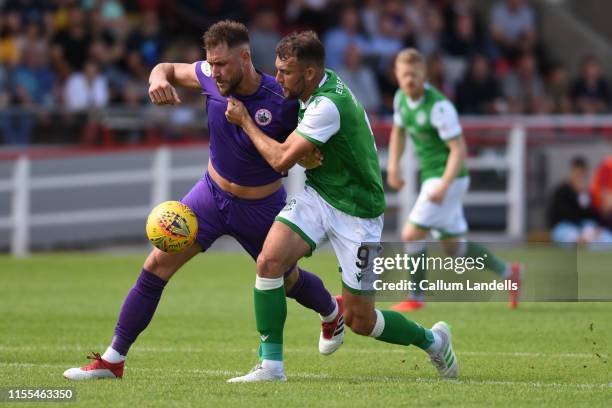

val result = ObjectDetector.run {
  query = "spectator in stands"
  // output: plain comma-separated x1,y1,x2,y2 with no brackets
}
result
369,13,403,72
286,0,331,34
323,5,369,70
427,53,454,99
502,52,547,114
405,0,429,34
490,0,536,62
442,0,485,42
571,55,611,114
126,10,165,71
442,12,487,59
544,63,572,114
0,44,55,144
0,12,22,67
249,7,281,76
336,44,381,114
50,6,91,79
548,157,603,245
591,156,612,233
63,60,109,112
455,54,505,114
416,7,444,58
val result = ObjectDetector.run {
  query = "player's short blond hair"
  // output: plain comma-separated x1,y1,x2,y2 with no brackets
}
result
395,48,426,70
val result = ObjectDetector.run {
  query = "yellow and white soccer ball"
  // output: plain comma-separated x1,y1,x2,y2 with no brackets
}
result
146,201,198,252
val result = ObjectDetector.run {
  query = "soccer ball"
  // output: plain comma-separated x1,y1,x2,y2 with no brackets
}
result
146,201,198,252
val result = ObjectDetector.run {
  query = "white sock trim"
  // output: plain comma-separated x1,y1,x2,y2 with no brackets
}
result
261,359,284,373
320,298,338,322
102,346,125,363
369,309,385,338
255,276,284,291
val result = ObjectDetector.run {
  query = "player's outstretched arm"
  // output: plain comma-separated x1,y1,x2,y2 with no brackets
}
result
387,124,407,191
148,62,200,105
225,96,315,173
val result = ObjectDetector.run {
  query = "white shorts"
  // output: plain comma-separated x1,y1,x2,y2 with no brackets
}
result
276,186,383,294
408,177,470,238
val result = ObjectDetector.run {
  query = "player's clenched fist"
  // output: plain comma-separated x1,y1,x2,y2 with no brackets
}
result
148,80,182,105
225,96,249,127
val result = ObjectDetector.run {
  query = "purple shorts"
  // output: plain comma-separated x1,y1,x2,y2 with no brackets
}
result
181,172,287,260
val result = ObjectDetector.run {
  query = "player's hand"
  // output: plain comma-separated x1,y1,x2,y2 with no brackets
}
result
148,79,181,105
387,169,405,191
225,96,249,127
428,182,448,204
298,148,324,169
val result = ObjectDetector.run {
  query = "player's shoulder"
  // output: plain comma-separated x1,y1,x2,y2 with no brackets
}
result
259,72,285,100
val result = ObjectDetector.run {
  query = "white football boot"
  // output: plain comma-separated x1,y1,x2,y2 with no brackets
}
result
227,363,287,383
428,321,459,378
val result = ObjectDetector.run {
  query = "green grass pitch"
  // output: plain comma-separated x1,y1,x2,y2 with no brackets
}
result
0,251,610,407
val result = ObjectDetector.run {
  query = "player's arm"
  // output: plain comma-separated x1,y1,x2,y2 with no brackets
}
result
148,62,200,105
388,91,408,190
429,100,467,203
387,124,407,190
226,95,339,173
225,96,315,173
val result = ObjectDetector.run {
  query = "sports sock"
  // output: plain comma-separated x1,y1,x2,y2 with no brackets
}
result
254,276,286,363
465,241,508,276
405,243,427,301
286,268,336,318
111,269,167,356
102,346,125,363
370,309,434,351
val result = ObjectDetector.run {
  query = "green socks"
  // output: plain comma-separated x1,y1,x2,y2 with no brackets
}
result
254,276,286,361
466,241,507,276
371,309,434,350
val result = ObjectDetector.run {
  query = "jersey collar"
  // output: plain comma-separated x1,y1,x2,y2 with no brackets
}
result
300,72,329,110
406,84,429,109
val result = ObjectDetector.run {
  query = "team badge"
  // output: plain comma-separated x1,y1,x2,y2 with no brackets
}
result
255,108,272,126
201,61,211,77
416,110,427,126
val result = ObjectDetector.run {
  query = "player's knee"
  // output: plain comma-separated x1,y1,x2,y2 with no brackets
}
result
344,309,375,336
256,251,285,278
143,249,176,281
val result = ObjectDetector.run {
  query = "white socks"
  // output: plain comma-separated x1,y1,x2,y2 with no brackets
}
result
426,331,443,355
102,346,125,363
261,359,284,373
320,297,338,323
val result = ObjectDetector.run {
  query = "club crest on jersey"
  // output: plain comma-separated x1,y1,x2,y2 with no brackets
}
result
416,110,427,126
201,61,211,77
255,108,272,126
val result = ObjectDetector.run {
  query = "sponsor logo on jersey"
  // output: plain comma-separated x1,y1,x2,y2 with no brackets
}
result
255,108,272,126
201,61,211,77
416,110,427,126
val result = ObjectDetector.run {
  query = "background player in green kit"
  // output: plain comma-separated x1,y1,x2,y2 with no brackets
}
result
387,48,523,312
224,31,458,382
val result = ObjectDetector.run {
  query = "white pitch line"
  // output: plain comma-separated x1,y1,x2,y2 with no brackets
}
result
0,345,607,359
0,362,610,390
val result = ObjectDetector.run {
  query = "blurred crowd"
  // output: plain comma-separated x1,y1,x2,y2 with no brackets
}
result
548,155,612,246
1,0,612,145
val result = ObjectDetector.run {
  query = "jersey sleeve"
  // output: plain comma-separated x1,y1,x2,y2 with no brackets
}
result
393,90,405,128
194,60,212,91
431,100,462,141
295,96,340,146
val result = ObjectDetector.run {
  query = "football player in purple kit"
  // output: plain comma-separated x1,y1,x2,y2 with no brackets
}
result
62,20,344,381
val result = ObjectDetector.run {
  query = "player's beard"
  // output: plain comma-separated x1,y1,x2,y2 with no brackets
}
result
218,68,244,96
284,77,306,100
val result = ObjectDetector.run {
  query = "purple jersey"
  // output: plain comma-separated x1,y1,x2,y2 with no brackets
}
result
194,61,298,186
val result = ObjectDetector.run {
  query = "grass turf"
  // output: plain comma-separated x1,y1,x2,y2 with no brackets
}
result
0,251,610,407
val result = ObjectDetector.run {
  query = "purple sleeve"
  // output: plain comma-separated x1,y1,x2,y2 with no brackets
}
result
194,61,210,92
